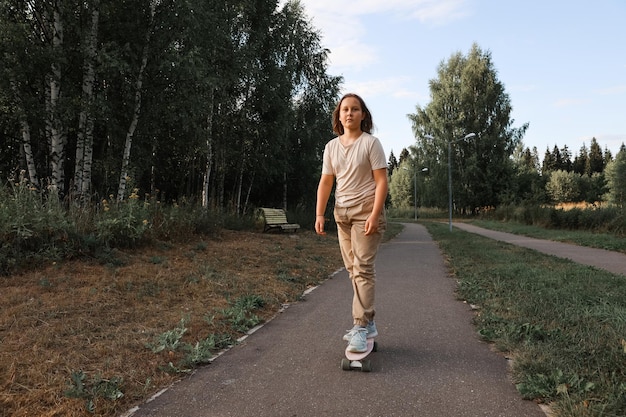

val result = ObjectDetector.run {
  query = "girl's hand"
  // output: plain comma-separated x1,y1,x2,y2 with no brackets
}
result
315,216,326,235
364,215,379,236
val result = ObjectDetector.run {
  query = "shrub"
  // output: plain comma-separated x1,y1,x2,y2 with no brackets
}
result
0,183,80,274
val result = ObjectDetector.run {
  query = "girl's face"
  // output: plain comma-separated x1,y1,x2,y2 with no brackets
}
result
339,96,365,132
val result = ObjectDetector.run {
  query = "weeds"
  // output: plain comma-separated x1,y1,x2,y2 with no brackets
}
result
219,295,266,333
0,182,225,276
65,371,124,413
146,318,188,353
146,295,266,375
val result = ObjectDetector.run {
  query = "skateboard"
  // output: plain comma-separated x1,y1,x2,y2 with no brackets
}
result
341,339,377,372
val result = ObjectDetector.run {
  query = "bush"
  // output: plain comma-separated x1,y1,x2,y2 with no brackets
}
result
483,202,625,236
487,204,551,226
0,183,81,274
0,183,241,275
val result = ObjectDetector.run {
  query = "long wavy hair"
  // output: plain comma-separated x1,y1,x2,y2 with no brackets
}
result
332,93,374,136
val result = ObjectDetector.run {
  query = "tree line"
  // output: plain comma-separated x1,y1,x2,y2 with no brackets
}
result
3,2,624,221
389,43,626,212
515,139,625,205
0,0,341,213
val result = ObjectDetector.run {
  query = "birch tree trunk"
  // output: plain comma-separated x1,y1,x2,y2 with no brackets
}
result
201,89,214,208
48,3,65,195
20,120,39,188
10,79,39,187
74,0,99,204
117,1,155,201
217,149,225,210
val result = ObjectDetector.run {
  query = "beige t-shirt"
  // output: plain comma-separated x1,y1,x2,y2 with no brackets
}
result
322,132,387,208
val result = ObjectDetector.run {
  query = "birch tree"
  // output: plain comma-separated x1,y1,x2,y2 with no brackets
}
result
0,0,340,212
73,0,99,203
8,77,40,187
47,1,66,194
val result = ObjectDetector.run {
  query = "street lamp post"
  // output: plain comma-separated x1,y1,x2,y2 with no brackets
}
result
403,166,429,221
425,133,476,231
412,168,417,220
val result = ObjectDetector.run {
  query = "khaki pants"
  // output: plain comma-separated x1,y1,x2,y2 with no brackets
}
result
334,200,386,327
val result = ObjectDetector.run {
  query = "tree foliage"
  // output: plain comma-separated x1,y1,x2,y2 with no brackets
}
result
0,0,341,213
605,145,626,207
408,43,528,213
546,170,581,204
389,161,412,209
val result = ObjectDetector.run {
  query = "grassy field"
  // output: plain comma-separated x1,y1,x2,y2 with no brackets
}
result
0,229,345,417
425,221,626,417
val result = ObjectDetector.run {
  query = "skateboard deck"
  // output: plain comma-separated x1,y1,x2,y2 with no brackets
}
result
341,339,377,372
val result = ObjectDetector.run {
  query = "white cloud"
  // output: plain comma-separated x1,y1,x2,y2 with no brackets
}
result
325,41,378,73
295,0,469,21
289,0,472,73
401,0,471,24
588,134,626,150
341,76,420,99
392,88,425,100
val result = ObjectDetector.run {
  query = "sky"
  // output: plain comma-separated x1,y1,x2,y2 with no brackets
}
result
284,0,626,161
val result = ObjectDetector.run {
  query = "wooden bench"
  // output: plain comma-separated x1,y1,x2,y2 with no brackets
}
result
260,208,300,233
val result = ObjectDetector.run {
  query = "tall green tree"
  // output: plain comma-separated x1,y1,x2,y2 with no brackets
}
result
408,43,527,212
561,145,573,172
588,137,605,174
573,144,590,175
387,150,398,176
605,144,626,208
542,147,557,174
511,145,546,204
389,161,412,209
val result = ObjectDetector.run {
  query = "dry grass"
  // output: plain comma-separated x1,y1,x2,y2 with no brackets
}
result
0,229,342,417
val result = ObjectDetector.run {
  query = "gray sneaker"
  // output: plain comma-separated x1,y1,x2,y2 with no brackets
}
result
366,321,378,338
343,321,378,341
346,327,367,352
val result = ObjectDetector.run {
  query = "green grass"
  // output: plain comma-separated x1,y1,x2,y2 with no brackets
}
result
470,219,626,254
424,221,626,417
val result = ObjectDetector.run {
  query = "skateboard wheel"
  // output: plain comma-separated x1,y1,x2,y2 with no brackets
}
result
341,358,351,371
372,341,378,352
361,360,372,372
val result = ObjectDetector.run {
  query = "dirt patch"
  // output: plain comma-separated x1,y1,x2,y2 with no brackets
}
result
0,230,343,417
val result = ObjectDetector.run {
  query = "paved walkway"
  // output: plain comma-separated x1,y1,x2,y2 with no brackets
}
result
126,223,548,417
452,222,626,276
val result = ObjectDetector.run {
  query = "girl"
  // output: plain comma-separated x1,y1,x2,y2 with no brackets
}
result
315,93,388,352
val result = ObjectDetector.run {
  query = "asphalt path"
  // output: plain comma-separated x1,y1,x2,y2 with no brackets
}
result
452,222,626,277
126,223,546,417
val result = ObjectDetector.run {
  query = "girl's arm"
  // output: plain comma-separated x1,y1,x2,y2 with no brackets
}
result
315,174,335,235
365,168,388,236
